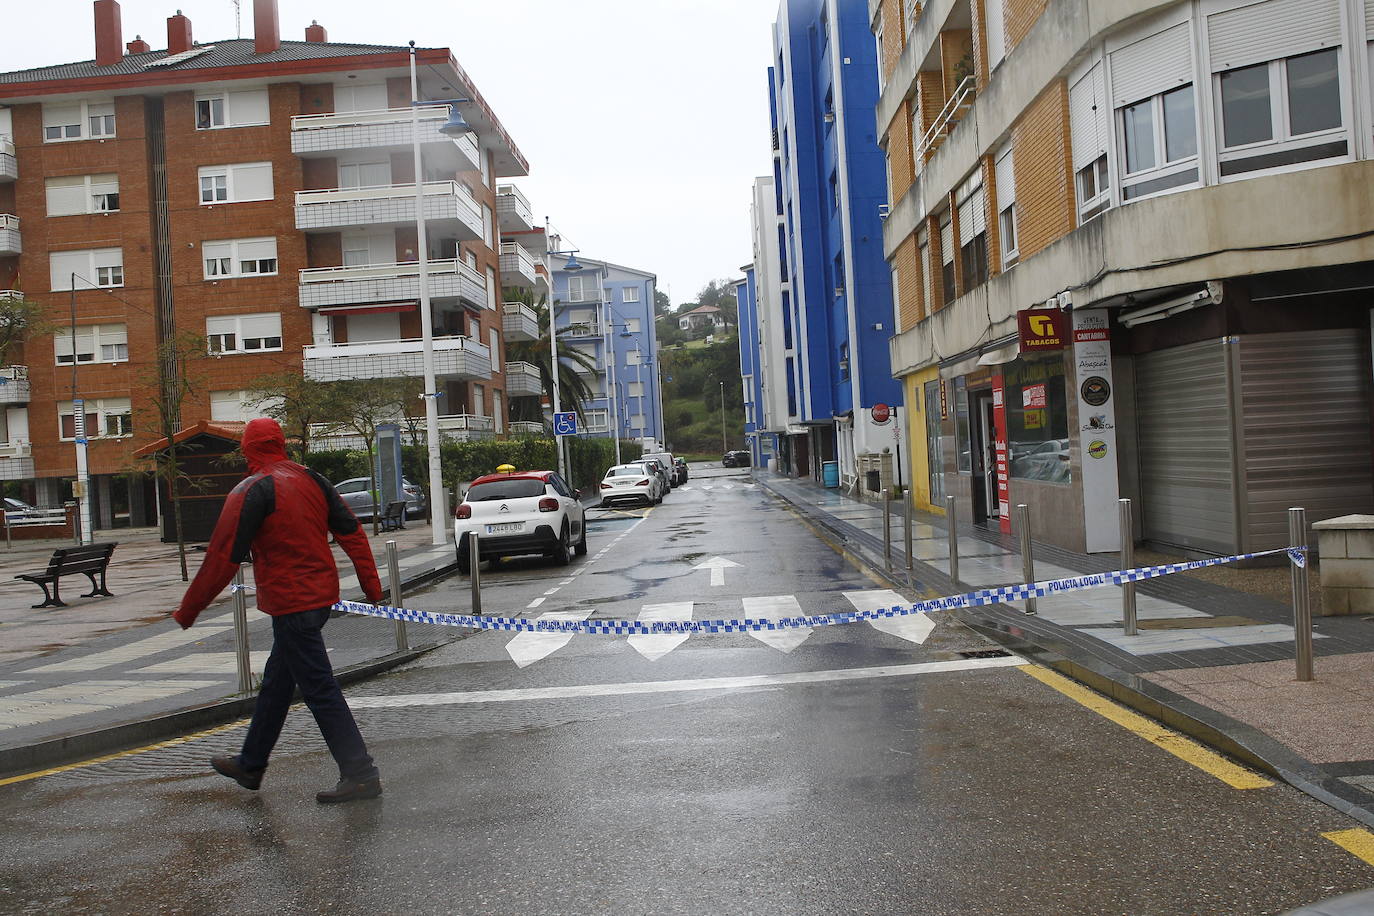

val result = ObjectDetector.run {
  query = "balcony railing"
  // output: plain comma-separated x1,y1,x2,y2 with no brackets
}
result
499,240,537,288
302,335,491,383
309,414,495,449
0,440,30,459
915,76,975,163
0,137,15,182
290,106,481,172
0,366,30,404
0,214,19,257
566,318,603,338
295,181,482,240
299,258,485,311
502,301,539,341
495,184,534,232
508,420,546,435
504,360,543,397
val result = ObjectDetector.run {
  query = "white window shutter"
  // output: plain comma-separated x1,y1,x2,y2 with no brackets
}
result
940,218,954,266
92,248,122,270
995,146,1016,207
46,177,86,216
1111,22,1193,108
985,0,1007,70
237,238,277,261
232,163,273,202
206,316,237,336
50,250,89,290
227,89,270,126
1069,61,1107,170
1208,0,1341,72
239,313,281,339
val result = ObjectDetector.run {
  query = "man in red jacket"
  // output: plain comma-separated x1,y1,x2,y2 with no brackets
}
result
174,417,386,804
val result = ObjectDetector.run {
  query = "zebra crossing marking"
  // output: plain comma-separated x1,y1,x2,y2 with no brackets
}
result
845,590,936,645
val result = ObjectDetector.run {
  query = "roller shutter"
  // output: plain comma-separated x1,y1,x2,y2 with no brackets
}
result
1110,22,1194,107
1135,339,1237,553
1069,62,1107,170
1208,0,1341,72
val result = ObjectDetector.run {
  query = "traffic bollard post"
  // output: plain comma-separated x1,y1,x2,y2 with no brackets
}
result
386,539,408,653
903,488,914,588
1017,504,1036,615
1120,498,1137,635
946,494,959,584
469,530,482,616
1290,507,1313,682
232,567,253,695
883,489,892,573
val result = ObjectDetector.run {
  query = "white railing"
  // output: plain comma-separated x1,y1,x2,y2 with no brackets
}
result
0,136,12,157
295,180,475,208
915,75,976,161
290,104,452,131
508,421,545,435
503,301,538,324
299,257,483,286
437,413,495,434
0,291,22,302
303,334,490,361
500,240,536,272
0,214,18,231
567,319,602,338
0,366,27,381
496,184,533,226
2,501,60,524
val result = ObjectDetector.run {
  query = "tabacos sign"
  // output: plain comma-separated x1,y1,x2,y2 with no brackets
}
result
1017,308,1066,353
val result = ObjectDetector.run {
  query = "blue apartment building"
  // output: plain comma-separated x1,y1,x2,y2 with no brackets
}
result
549,255,663,448
735,269,774,468
768,0,902,484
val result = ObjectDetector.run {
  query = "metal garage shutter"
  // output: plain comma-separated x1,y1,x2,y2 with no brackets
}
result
1135,339,1237,553
1237,329,1374,550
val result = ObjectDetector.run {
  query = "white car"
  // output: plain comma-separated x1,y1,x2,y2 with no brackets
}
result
600,464,664,507
453,470,587,573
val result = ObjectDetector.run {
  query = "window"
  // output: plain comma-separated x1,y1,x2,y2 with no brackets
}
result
50,249,124,291
338,161,391,189
198,163,273,204
1118,85,1199,201
622,287,640,304
902,0,920,35
939,215,955,305
627,382,645,397
1076,154,1110,221
875,10,885,91
489,328,500,372
568,275,599,302
956,170,988,292
1070,61,1110,223
486,267,498,311
482,204,494,247
207,313,282,354
203,238,278,279
43,101,115,142
1217,48,1345,176
839,341,850,381
46,174,120,216
1004,358,1071,484
626,350,642,367
624,317,641,332
195,89,269,129
59,398,131,440
54,324,127,365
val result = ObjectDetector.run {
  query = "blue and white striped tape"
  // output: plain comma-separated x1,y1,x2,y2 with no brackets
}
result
333,545,1306,635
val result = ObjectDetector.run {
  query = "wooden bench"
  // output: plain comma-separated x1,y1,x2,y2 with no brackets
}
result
15,542,118,609
379,500,408,532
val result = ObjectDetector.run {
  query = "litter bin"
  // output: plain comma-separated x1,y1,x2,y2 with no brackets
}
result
822,461,839,488
865,470,881,493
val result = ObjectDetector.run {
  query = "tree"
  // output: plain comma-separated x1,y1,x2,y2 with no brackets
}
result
503,291,601,424
695,279,739,326
325,378,417,535
0,294,46,366
249,373,338,462
653,289,672,318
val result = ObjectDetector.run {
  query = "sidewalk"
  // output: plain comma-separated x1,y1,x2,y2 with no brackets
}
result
0,520,460,775
756,471,1374,828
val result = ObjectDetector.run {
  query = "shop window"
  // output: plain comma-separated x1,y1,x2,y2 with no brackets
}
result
1003,358,1071,484
924,380,946,500
954,376,971,473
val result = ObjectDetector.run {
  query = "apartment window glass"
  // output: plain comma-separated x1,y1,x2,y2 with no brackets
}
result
1121,99,1156,174
199,163,273,204
1217,47,1345,176
87,103,115,138
486,267,498,311
1004,358,1070,484
489,328,500,372
1287,48,1341,135
1118,85,1199,201
46,174,119,216
939,216,955,305
622,287,640,304
44,101,115,142
1220,63,1272,147
1163,85,1197,161
54,324,126,365
206,313,282,354
58,398,131,440
482,204,494,248
568,275,599,302
338,161,391,189
195,89,269,129
625,317,641,332
50,248,123,291
203,238,278,279
1076,155,1110,221
200,172,228,203
196,96,226,129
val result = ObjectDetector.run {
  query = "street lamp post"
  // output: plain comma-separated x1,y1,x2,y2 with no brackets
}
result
547,233,585,482
68,278,91,545
720,381,727,454
603,280,622,466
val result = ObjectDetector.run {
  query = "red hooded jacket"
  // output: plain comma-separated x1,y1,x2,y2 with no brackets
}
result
173,418,383,628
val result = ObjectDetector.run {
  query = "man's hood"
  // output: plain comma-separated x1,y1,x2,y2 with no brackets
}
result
242,418,288,473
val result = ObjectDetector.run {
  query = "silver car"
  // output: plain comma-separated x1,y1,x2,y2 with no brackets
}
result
600,463,665,507
333,477,428,520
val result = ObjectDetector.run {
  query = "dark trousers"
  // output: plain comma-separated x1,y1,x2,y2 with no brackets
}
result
239,606,378,782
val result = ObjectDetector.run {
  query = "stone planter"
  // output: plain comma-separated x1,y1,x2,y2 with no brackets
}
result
1311,514,1374,616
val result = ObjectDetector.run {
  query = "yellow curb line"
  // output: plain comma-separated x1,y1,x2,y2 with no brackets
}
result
1021,664,1273,790
1323,828,1374,867
0,719,248,787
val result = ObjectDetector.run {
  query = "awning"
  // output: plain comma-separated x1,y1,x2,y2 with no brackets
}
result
976,342,1020,366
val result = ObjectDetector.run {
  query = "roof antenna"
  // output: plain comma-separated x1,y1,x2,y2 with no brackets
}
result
232,0,241,38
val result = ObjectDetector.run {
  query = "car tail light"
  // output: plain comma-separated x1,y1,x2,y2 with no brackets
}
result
455,504,471,519
601,482,612,489
538,497,559,512
635,479,650,487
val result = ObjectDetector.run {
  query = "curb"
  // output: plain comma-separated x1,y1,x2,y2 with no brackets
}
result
756,474,1374,830
0,555,461,780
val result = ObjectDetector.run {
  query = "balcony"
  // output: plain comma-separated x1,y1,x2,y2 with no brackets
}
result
565,316,603,339
500,240,537,289
311,414,494,449
0,215,18,257
0,137,15,182
508,420,546,435
295,181,482,240
504,360,543,397
495,184,534,233
915,75,975,165
437,413,496,441
299,259,485,311
0,439,30,459
302,335,491,383
291,106,481,173
502,301,539,341
0,366,30,404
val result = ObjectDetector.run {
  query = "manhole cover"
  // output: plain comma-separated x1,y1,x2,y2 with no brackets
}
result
957,648,1012,659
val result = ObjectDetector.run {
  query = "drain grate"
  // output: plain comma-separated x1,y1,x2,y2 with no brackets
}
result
957,648,1013,659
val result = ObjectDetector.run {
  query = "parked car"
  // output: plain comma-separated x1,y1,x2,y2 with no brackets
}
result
632,458,672,495
722,450,751,468
334,477,428,520
453,470,586,573
643,452,682,486
600,464,664,507
674,457,689,483
2,496,36,519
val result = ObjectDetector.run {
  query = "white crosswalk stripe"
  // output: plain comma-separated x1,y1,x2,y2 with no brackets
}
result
742,595,811,653
22,620,235,673
505,609,593,668
628,602,694,661
845,590,935,645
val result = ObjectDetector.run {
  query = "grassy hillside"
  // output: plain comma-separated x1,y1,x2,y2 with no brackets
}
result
658,331,746,456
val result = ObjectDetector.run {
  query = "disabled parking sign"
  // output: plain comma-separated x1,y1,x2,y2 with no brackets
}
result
553,412,577,436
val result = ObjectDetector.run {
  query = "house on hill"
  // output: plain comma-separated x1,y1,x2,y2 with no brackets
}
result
677,304,732,332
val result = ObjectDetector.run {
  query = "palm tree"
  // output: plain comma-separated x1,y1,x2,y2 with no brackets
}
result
504,290,600,424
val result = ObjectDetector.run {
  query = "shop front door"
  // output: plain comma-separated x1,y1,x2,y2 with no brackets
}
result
971,391,999,524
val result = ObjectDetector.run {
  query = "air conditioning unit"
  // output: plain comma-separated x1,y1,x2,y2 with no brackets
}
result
878,204,891,220
823,111,835,123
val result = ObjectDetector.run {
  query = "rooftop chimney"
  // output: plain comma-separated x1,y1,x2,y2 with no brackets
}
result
254,0,281,55
167,10,193,55
305,20,327,43
94,0,123,67
127,35,150,54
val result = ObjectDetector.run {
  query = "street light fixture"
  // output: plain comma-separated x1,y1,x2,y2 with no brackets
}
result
409,41,472,546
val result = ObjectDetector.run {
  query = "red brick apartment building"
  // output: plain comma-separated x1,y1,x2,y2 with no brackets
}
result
0,0,545,531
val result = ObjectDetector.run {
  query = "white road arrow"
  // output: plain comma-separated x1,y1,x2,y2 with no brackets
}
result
628,602,694,661
846,589,935,645
693,556,742,587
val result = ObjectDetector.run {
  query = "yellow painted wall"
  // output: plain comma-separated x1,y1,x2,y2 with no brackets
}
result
903,366,944,515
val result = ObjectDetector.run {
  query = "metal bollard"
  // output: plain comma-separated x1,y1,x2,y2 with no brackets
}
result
386,539,408,653
468,530,482,616
883,489,892,573
946,494,959,584
903,488,914,588
1017,503,1036,615
232,567,253,695
1290,507,1313,682
1120,498,1137,636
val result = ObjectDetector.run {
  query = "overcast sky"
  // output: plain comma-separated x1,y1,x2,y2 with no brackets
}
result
3,0,782,306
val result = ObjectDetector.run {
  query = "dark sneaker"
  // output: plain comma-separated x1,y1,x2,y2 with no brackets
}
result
210,755,264,791
316,777,382,804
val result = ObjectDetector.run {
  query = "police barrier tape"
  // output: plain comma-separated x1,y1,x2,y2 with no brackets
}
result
332,545,1307,636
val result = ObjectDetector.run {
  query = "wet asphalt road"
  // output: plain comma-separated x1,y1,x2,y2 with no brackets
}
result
2,465,1371,915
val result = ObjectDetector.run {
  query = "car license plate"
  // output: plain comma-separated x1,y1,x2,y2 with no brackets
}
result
486,523,522,534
